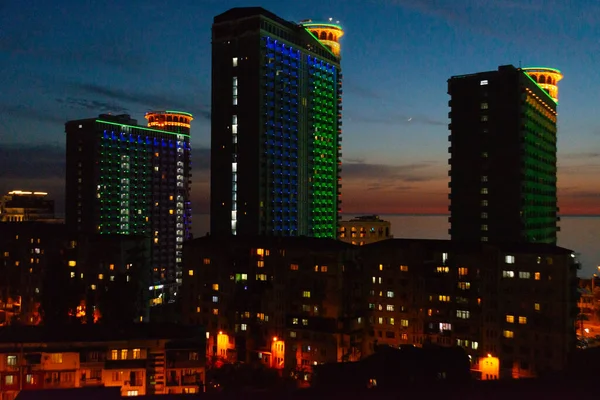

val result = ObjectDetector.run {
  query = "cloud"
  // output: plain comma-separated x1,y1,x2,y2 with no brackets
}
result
342,160,438,183
68,82,211,121
56,97,129,114
0,144,64,180
343,80,383,100
561,152,600,160
0,104,66,125
349,112,445,126
563,190,600,199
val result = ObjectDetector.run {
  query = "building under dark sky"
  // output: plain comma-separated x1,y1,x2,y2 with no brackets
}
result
448,65,562,244
65,112,192,298
210,7,343,238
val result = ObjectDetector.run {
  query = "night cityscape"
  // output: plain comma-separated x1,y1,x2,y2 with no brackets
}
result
1,1,600,399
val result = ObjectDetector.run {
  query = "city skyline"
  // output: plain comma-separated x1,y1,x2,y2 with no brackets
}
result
1,0,599,215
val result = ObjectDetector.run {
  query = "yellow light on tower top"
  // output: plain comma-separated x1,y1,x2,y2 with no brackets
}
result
300,20,344,58
521,67,563,102
145,110,194,134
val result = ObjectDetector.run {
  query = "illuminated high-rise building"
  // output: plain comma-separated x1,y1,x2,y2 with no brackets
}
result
448,65,562,244
65,112,192,297
210,7,343,238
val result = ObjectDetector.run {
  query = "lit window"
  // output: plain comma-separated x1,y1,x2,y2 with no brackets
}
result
481,115,488,122
458,267,468,276
439,295,451,302
68,260,76,267
302,319,308,326
481,175,488,182
121,349,128,360
188,270,194,276
506,315,514,323
535,272,541,280
480,80,488,85
6,356,16,366
91,284,96,290
379,264,383,271
290,331,297,338
5,375,13,385
518,316,527,324
50,353,63,364
458,282,470,290
233,57,238,67
320,266,328,272
212,284,219,291
111,350,118,360
203,258,211,265
481,212,488,219
257,260,264,267
212,309,218,315
241,324,247,331
256,248,264,256
472,341,479,350
400,265,408,272
302,291,311,298
502,270,515,278
456,310,470,319
386,304,394,311
481,224,488,231
534,303,540,311
292,318,298,325
126,390,139,396
132,349,141,359
196,306,201,313
480,188,488,194
98,274,103,280
401,319,409,327
519,271,531,279
212,296,218,303
387,291,394,298
505,255,515,264
390,318,395,325
436,266,450,273
481,200,488,206
480,102,489,109
378,317,383,324
503,330,514,338
290,264,299,271
256,274,267,281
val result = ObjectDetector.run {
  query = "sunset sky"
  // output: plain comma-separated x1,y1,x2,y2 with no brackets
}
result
1,0,599,215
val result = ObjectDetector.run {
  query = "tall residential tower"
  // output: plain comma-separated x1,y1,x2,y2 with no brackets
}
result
448,65,562,244
65,112,192,298
210,8,343,238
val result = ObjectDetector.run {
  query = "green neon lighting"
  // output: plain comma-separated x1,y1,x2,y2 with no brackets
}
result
522,67,562,74
300,22,343,31
521,73,558,105
96,120,191,138
165,110,193,117
304,29,338,59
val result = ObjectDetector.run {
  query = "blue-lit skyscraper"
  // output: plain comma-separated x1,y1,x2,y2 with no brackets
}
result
210,7,343,238
65,112,193,301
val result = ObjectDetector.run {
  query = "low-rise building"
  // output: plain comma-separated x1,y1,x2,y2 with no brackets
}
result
338,215,391,246
0,324,205,399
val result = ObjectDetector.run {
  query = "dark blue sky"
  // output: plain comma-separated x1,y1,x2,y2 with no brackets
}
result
1,0,599,214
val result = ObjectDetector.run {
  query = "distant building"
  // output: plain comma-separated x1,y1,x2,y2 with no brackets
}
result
0,222,68,325
181,236,578,381
210,8,343,238
65,113,193,304
338,215,391,245
0,324,205,397
448,65,562,244
0,191,55,222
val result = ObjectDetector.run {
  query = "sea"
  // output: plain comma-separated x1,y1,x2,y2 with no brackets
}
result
191,214,600,278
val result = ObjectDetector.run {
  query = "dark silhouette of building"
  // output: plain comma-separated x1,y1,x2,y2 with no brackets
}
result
65,113,192,304
210,8,343,238
181,236,578,380
448,65,563,244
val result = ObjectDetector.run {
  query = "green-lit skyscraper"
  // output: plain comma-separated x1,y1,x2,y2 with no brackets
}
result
448,65,562,244
65,112,192,296
210,8,343,238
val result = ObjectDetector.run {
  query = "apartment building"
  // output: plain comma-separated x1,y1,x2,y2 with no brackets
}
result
0,325,205,399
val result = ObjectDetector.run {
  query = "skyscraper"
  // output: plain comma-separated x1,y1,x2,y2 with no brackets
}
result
65,112,192,298
210,7,343,238
448,65,562,244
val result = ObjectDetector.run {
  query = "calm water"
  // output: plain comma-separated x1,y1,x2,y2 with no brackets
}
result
191,214,600,277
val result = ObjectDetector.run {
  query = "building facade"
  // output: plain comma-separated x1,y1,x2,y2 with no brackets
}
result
338,215,392,245
448,65,562,244
0,325,205,399
65,113,192,301
210,7,343,238
181,237,578,381
0,191,55,222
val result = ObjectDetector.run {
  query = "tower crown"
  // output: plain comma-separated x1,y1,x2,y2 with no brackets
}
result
522,67,563,102
145,110,193,134
300,21,344,57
